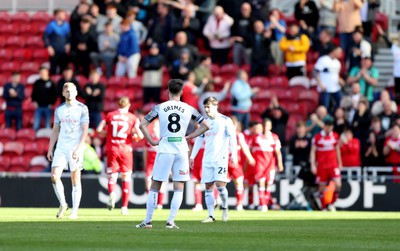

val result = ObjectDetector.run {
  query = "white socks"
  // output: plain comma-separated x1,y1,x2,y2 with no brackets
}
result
217,186,228,209
52,180,67,207
205,189,215,217
145,189,158,223
72,183,82,213
167,190,183,224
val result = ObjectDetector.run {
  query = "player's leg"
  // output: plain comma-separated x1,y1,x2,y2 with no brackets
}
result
120,151,134,215
191,150,204,211
51,150,68,218
233,176,245,210
166,153,190,228
106,152,119,210
69,150,83,219
215,180,229,221
201,164,216,222
328,167,342,211
257,178,267,212
157,182,165,209
265,169,278,209
316,167,329,210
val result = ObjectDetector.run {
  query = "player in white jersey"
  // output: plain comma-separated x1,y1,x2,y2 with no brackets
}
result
190,96,238,223
47,82,89,219
136,79,210,229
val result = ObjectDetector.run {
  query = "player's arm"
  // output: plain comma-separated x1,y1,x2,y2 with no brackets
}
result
335,144,343,170
139,119,159,146
47,124,60,161
189,136,204,168
275,147,284,173
186,109,210,140
96,119,107,137
132,117,144,140
238,135,255,166
310,144,317,175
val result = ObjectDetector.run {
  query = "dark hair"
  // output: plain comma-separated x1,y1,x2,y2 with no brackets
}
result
53,8,65,16
328,44,340,54
168,79,184,95
263,117,272,124
12,71,20,76
353,25,364,35
203,96,218,105
321,28,332,37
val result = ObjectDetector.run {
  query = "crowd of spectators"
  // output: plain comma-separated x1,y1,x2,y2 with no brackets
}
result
2,0,400,171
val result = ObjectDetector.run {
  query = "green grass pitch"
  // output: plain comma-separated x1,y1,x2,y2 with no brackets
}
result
0,208,399,251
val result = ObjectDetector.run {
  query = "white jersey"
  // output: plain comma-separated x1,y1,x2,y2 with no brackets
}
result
191,113,237,166
144,100,204,154
54,100,89,151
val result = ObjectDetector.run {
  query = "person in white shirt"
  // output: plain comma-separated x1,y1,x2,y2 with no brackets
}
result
47,82,89,219
314,45,345,113
136,79,210,229
190,96,238,223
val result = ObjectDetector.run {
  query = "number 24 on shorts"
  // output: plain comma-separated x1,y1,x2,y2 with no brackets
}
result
218,167,226,174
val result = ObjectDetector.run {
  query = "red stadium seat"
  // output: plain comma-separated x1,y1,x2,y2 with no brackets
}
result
13,49,32,62
11,12,30,25
24,142,47,159
0,156,11,172
21,62,41,76
270,76,289,88
0,11,11,25
19,23,36,35
277,89,297,102
50,74,62,84
0,36,5,48
9,156,31,172
289,76,310,89
22,110,34,128
0,128,16,143
0,74,10,86
25,36,45,49
220,64,239,77
268,64,286,77
16,128,36,141
0,23,19,35
5,36,25,49
107,76,127,87
249,76,269,89
75,75,88,85
210,64,220,76
104,101,119,112
29,156,49,172
298,90,319,112
0,48,13,61
255,89,277,102
31,11,51,25
286,102,308,118
126,76,143,87
2,141,24,157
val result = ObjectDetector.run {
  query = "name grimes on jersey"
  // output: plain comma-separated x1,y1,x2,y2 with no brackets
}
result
164,105,185,113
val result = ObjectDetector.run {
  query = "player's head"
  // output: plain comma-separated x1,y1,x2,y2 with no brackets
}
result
254,120,263,134
263,118,272,133
203,96,218,118
323,117,334,133
118,96,131,109
167,79,184,97
63,82,78,102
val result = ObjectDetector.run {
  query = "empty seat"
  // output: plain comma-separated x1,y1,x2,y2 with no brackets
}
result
11,12,30,25
210,64,220,76
270,76,289,88
0,23,19,36
2,141,24,157
0,48,13,61
220,64,238,77
16,128,36,141
249,76,269,89
30,11,51,25
13,49,32,62
289,76,310,89
21,62,41,75
0,156,11,172
278,89,297,102
25,36,45,49
255,90,277,101
126,76,143,87
9,156,31,172
30,155,49,172
5,36,25,48
0,11,11,25
107,76,127,87
0,128,16,143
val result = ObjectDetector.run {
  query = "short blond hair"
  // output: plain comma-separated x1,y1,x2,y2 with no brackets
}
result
118,96,130,108
63,82,77,90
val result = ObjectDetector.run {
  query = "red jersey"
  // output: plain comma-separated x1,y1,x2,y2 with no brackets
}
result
182,83,199,109
312,130,339,169
104,109,138,151
340,138,361,167
384,136,400,165
249,132,281,169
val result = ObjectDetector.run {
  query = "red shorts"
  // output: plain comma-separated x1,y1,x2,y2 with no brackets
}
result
145,151,157,177
316,166,341,184
106,148,133,174
254,163,276,184
228,161,244,180
191,148,204,182
244,163,255,186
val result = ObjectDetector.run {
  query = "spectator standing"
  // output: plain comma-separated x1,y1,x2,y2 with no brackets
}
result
340,127,361,167
174,5,201,45
71,17,98,77
126,9,148,46
378,100,398,132
383,123,400,166
248,0,270,21
350,97,371,147
347,56,378,102
166,32,199,69
32,67,57,131
96,4,122,34
43,9,71,75
89,4,106,32
70,2,90,34
313,29,335,57
115,19,141,79
360,0,381,38
248,20,273,77
346,27,372,71
203,6,234,66
230,70,259,129
261,96,289,146
230,2,254,66
90,21,120,78
294,0,320,33
279,23,310,79
265,9,286,66
83,70,106,129
141,43,164,104
56,66,81,103
3,72,25,131
334,0,363,59
314,45,344,113
318,0,337,36
146,3,175,54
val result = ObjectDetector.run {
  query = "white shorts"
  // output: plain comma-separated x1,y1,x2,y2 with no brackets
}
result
201,163,229,184
152,152,190,182
51,148,84,172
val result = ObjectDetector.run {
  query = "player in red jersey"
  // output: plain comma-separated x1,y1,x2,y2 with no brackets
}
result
96,97,143,215
249,118,284,212
190,137,205,211
229,116,255,210
383,123,400,166
143,118,165,209
243,121,260,209
310,117,342,211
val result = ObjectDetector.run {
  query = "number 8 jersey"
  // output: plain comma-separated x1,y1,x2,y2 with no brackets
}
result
144,100,204,154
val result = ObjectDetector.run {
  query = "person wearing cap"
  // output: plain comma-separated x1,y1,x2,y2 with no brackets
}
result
347,56,379,102
310,116,342,211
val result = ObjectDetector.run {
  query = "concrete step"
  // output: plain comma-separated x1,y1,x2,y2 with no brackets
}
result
374,61,394,68
374,54,394,61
